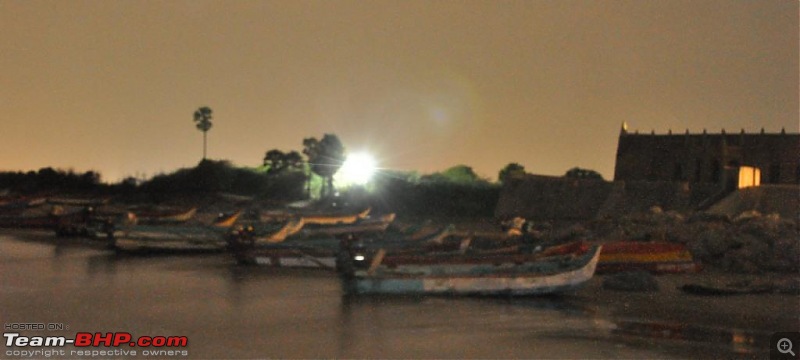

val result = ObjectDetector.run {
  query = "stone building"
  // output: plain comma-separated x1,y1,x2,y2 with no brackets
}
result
495,172,798,221
496,124,798,221
613,124,800,186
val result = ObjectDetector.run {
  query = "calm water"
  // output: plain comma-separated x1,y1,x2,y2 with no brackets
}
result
0,231,765,359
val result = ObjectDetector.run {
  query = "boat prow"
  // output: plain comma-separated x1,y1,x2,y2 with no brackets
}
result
341,245,602,296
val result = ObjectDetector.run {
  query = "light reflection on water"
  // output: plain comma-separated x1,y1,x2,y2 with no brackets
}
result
0,232,766,359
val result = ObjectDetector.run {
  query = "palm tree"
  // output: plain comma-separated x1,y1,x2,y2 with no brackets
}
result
193,106,213,160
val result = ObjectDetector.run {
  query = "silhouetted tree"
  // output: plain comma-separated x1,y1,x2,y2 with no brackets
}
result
302,134,345,198
498,163,526,184
193,106,213,160
263,149,286,173
564,167,604,180
0,168,103,193
284,151,303,170
442,165,480,183
263,149,305,175
423,165,484,184
302,138,318,198
80,171,101,186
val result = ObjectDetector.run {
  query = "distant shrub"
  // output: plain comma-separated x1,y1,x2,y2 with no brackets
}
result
564,167,604,180
138,159,305,200
422,165,490,185
367,169,499,218
0,167,104,194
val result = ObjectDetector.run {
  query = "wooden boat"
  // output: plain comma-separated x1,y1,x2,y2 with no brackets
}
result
0,205,86,229
249,218,309,243
297,213,395,237
234,242,339,269
598,241,700,274
54,207,137,237
0,197,47,215
249,213,396,244
132,207,198,225
301,208,371,225
539,240,700,274
446,227,525,240
0,212,57,228
338,244,602,296
213,211,241,227
229,222,452,268
47,197,110,207
259,207,371,224
258,210,293,223
216,192,254,203
110,211,242,253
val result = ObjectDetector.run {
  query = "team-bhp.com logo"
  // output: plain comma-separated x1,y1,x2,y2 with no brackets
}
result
5,332,188,347
5,332,189,357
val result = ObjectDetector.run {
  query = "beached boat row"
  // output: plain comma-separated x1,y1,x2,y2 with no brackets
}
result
0,199,702,296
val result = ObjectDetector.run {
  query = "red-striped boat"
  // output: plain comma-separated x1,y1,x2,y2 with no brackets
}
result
539,240,701,274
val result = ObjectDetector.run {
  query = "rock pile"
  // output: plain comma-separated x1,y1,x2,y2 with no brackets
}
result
526,207,799,274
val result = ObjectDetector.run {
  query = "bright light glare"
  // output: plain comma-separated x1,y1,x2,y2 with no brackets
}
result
337,152,377,186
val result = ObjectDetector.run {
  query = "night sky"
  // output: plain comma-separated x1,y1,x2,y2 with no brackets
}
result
1,0,797,182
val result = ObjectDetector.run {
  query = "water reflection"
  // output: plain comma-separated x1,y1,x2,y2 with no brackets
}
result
0,231,777,359
612,319,768,355
85,253,119,279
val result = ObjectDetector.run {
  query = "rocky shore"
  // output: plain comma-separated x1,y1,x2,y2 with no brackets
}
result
520,207,799,274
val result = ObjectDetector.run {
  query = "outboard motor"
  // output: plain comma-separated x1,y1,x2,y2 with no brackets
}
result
227,225,255,251
336,234,371,276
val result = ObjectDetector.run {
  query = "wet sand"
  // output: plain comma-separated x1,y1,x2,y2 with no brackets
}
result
570,272,798,357
1,229,797,359
574,272,798,332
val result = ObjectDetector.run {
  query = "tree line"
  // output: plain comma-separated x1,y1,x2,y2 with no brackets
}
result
0,105,603,203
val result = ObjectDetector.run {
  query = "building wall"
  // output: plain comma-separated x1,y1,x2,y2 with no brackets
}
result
614,128,800,185
494,175,720,220
494,175,614,220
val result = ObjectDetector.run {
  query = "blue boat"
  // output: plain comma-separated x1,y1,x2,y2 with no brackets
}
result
338,245,602,296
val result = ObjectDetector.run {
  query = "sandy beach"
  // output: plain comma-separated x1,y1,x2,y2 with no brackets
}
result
575,271,798,330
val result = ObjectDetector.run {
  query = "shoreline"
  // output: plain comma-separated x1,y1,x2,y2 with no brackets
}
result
4,228,798,332
1,228,797,358
574,272,798,331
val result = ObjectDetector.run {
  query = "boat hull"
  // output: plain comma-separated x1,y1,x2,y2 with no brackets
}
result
234,246,337,268
343,246,601,296
135,207,198,225
111,226,229,254
597,241,700,274
231,225,454,269
250,254,337,269
110,211,242,254
539,241,700,274
113,237,226,254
